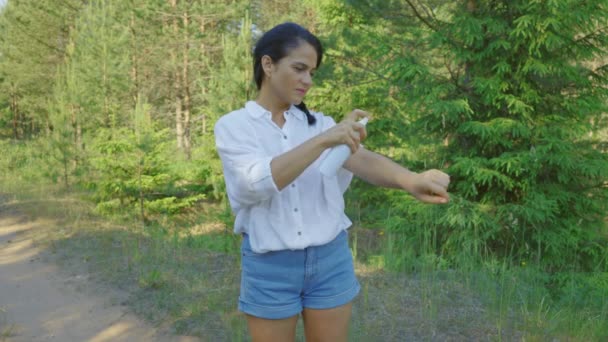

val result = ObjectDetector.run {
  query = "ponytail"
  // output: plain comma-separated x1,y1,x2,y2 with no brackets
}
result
295,101,316,125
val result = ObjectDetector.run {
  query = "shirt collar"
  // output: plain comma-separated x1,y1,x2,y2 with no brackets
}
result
245,101,306,121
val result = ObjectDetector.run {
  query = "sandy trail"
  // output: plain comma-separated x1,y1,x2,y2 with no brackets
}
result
0,207,195,342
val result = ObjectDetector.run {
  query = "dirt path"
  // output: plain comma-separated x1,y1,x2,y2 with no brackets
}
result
0,208,196,341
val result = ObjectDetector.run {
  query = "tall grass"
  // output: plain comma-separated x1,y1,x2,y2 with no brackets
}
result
379,216,608,341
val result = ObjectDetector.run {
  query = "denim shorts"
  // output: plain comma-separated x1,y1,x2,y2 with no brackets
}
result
238,230,360,320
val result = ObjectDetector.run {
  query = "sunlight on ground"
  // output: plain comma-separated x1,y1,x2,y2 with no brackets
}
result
88,322,136,342
0,219,42,266
0,217,34,238
184,221,225,236
354,260,385,277
0,238,37,266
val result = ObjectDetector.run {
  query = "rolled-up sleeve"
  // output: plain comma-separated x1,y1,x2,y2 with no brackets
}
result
214,118,279,206
320,114,354,194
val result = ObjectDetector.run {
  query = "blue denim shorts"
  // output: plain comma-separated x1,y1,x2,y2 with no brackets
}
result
238,230,360,320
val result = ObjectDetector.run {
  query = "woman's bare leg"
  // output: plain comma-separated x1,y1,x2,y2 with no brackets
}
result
302,302,352,342
246,313,299,342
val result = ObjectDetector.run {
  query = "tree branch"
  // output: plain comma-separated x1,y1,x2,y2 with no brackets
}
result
404,0,438,32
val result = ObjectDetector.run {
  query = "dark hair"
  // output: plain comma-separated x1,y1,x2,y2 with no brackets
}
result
253,22,323,125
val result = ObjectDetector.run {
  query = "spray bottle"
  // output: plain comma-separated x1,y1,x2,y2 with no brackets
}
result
319,117,368,177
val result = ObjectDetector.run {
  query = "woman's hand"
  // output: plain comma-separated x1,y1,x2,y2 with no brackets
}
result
321,109,370,153
404,169,451,204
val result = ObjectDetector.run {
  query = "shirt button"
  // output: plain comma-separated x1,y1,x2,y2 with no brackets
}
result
294,208,298,212
297,231,302,236
283,135,287,139
291,184,296,188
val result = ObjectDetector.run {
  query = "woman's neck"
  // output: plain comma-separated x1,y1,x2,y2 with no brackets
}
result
256,88,290,127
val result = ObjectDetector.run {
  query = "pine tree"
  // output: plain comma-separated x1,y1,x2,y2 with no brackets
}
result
193,13,255,200
0,0,82,139
69,0,132,131
90,97,206,224
46,64,81,188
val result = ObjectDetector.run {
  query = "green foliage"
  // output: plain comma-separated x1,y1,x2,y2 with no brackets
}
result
0,140,50,192
368,0,608,272
197,13,256,201
0,0,82,139
0,0,255,216
68,0,132,130
89,100,204,222
46,70,81,188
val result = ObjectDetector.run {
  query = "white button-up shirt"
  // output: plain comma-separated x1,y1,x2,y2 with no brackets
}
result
214,101,353,253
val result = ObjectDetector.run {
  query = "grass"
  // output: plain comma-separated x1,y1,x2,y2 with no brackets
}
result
1,181,607,341
0,306,19,341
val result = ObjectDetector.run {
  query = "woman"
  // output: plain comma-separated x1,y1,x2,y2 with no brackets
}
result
214,22,450,342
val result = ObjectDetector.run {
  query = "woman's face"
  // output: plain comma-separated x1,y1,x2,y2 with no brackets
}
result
263,42,318,106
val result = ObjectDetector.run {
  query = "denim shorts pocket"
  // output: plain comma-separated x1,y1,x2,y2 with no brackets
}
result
241,234,268,258
241,246,266,257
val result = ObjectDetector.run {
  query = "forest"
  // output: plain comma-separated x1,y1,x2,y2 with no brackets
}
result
1,0,607,340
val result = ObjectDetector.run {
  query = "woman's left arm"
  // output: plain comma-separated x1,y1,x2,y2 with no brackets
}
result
344,147,450,204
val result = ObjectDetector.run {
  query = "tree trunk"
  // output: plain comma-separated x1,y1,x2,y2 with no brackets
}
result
170,0,184,152
71,104,81,168
10,90,19,140
182,9,191,159
463,0,476,90
138,154,146,226
467,0,476,12
130,11,140,104
199,13,207,136
76,119,83,153
103,45,110,128
63,153,70,188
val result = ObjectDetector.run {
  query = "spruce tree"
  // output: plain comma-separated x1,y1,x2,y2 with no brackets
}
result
383,0,608,271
